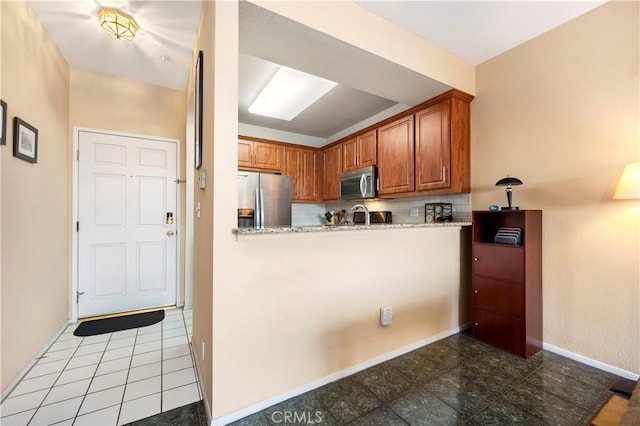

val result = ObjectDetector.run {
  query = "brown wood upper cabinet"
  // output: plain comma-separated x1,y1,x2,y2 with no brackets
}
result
342,130,377,171
415,95,471,193
415,100,450,191
284,147,320,202
322,144,342,200
238,138,283,172
377,115,415,195
377,90,472,197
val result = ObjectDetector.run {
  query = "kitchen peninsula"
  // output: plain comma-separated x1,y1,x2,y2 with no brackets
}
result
225,221,472,416
233,221,471,235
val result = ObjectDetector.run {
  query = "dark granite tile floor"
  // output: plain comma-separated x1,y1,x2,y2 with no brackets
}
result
125,401,208,426
130,331,619,426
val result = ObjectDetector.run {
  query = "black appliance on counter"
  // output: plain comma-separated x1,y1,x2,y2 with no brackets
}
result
352,211,392,224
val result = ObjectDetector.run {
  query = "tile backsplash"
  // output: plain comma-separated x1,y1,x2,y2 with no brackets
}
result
292,193,471,226
292,203,327,226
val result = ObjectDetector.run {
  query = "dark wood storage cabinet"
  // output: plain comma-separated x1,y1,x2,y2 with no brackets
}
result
471,210,542,358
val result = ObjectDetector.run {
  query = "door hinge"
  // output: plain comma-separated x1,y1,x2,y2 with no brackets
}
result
76,221,79,232
76,291,85,304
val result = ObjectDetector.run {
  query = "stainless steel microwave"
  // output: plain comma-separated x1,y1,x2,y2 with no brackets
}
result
339,165,377,199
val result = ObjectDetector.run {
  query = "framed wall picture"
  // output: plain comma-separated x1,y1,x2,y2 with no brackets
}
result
13,117,38,163
0,100,6,145
194,50,203,170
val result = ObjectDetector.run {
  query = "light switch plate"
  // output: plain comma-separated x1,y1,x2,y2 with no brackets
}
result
199,169,206,190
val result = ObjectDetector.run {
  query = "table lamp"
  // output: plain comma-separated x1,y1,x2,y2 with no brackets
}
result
495,176,523,210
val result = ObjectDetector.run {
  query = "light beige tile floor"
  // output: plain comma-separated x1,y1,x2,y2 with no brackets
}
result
0,309,200,426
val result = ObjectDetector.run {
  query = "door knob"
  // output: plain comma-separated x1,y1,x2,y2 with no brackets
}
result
473,257,479,261
474,289,478,294
167,230,174,237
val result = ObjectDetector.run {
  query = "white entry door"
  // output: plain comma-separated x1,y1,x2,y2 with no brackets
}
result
78,130,177,318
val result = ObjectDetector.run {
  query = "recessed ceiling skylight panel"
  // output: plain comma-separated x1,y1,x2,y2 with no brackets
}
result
248,66,338,121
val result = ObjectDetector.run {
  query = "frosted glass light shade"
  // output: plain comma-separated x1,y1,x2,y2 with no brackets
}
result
613,162,640,199
249,66,337,121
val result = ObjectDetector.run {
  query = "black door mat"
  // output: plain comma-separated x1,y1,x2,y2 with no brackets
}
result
74,310,165,336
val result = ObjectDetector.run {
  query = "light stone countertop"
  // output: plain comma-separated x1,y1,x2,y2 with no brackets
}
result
232,222,472,235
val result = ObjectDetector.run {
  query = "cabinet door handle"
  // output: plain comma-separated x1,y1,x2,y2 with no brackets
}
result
441,166,446,182
473,257,479,261
474,322,479,326
474,289,478,294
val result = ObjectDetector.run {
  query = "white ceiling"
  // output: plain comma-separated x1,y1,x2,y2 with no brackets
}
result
31,0,607,141
356,1,607,65
31,1,202,91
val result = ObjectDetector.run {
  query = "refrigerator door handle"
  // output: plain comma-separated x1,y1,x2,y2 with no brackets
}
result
255,188,261,228
259,188,265,228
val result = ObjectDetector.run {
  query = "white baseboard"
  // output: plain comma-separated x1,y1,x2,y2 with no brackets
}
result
543,342,639,381
211,325,464,426
1,319,73,402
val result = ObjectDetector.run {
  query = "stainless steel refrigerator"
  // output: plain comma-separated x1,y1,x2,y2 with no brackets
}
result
237,172,292,228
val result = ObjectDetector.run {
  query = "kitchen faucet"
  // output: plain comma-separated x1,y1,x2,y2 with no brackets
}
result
351,204,370,226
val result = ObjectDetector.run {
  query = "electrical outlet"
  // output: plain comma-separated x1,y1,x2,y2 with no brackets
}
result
201,339,205,361
410,207,419,217
380,306,393,326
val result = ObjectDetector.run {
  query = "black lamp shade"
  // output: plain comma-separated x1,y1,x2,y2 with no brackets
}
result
495,177,523,186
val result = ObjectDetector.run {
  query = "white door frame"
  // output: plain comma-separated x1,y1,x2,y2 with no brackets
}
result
71,127,182,322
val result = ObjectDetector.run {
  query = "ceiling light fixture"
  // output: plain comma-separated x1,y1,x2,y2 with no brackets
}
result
249,66,337,121
99,7,137,41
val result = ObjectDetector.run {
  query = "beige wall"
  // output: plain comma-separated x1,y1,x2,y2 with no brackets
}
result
70,68,186,142
190,0,215,411
1,1,71,390
69,68,188,303
213,228,469,419
472,1,639,374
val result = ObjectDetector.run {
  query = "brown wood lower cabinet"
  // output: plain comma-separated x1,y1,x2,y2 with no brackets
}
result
473,309,525,356
473,277,524,319
471,210,542,359
473,244,524,283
